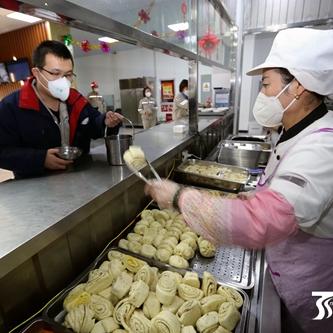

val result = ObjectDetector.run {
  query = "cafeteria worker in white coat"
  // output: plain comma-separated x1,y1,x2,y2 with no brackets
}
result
145,28,333,332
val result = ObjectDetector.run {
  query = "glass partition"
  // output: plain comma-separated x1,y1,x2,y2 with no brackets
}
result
66,0,235,69
68,0,197,53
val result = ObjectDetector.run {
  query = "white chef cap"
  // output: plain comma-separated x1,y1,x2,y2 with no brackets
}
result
247,28,333,96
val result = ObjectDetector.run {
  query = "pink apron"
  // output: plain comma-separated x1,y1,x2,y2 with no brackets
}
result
258,128,333,332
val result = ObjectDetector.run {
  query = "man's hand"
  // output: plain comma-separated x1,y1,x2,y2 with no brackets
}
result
44,148,73,170
105,111,123,128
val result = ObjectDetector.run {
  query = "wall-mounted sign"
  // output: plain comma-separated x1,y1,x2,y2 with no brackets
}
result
161,80,175,102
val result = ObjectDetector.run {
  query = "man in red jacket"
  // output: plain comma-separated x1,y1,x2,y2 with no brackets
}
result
0,40,122,178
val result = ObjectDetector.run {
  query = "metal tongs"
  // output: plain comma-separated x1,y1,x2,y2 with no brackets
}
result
124,149,162,184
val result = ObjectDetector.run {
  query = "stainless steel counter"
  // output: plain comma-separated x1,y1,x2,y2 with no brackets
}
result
0,117,221,278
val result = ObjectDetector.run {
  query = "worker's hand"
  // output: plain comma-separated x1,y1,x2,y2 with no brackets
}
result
145,179,180,209
105,111,123,127
44,148,73,170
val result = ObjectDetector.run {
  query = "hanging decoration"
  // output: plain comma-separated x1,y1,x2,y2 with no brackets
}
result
63,34,73,46
61,35,114,54
198,31,220,54
81,40,91,53
176,30,187,41
134,0,155,28
138,8,150,24
100,41,110,53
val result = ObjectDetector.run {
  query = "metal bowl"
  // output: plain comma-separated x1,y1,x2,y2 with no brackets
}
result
56,146,82,160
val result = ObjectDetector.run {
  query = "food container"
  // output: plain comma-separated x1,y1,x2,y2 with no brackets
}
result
104,117,135,165
44,248,249,333
217,141,263,169
55,146,82,160
174,159,249,192
229,136,272,165
173,124,187,133
229,134,268,142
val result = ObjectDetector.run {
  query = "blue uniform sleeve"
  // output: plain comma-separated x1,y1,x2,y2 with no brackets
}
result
0,98,47,178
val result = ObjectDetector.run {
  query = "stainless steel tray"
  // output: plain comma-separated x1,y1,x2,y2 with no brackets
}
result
174,159,250,192
190,246,255,290
226,139,272,166
44,247,249,333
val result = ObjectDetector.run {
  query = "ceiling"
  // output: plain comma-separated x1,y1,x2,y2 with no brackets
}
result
0,8,38,34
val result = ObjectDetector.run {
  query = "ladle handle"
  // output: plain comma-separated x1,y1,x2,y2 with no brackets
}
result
104,114,135,139
122,116,135,139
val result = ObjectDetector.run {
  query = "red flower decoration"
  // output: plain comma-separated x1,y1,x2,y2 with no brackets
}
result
100,41,110,53
198,31,220,54
138,9,150,24
81,40,91,52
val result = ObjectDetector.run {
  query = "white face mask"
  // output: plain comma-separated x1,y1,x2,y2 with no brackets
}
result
252,81,297,128
145,92,151,98
39,70,71,101
183,89,188,96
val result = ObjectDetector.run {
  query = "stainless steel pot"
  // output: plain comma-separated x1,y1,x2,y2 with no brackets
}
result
104,117,135,165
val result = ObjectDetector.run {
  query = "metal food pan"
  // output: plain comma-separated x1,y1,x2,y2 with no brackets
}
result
228,139,272,166
174,159,250,192
44,247,249,333
229,134,269,142
101,203,255,291
217,141,263,169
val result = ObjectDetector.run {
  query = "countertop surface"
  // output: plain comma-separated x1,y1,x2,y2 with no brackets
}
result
0,117,222,276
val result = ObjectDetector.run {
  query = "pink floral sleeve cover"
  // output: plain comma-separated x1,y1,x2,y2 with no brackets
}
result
178,188,298,249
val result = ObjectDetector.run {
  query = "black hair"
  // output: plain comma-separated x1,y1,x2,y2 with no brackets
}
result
143,86,151,97
179,79,188,92
275,68,294,85
32,40,74,68
275,67,324,100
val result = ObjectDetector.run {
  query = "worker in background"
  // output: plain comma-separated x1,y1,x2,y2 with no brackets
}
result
87,81,107,114
173,79,189,120
145,28,333,333
138,86,157,129
0,40,122,178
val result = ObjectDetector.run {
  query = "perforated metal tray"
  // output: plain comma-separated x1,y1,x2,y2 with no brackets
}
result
190,246,255,290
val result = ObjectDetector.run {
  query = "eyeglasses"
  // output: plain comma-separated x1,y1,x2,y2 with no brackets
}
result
39,67,77,82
